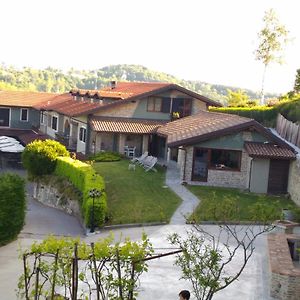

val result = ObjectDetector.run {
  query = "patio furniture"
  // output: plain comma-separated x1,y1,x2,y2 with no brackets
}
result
124,146,136,158
131,151,148,164
128,163,136,171
142,156,158,172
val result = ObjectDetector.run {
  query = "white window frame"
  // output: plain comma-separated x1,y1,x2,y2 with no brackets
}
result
20,108,28,122
51,115,58,131
79,127,86,143
40,111,45,124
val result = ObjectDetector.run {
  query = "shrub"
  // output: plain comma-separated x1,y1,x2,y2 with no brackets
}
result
209,106,277,127
55,157,107,227
89,151,122,162
22,139,70,177
0,174,25,245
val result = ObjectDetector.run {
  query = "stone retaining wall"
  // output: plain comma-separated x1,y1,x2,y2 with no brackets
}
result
33,182,84,228
268,233,300,300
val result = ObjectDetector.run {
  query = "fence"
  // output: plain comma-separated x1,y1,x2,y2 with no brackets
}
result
276,114,300,148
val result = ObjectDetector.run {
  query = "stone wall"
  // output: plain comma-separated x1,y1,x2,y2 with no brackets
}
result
33,182,84,228
94,101,138,118
288,156,300,206
182,146,250,189
268,233,300,300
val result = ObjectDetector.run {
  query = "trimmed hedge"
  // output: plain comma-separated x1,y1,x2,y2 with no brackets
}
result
209,106,277,127
0,174,25,245
209,95,300,126
55,157,107,227
22,139,70,177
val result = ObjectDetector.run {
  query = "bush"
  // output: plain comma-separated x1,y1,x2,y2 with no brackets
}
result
0,174,25,245
209,106,278,127
55,157,107,227
22,140,70,177
89,151,121,162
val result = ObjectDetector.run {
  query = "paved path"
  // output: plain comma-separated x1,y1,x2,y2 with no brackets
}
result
165,161,200,224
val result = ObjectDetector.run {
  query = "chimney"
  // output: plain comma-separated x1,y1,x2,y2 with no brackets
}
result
110,81,117,89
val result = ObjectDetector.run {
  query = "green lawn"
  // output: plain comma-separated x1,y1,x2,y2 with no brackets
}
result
93,160,181,224
187,185,299,222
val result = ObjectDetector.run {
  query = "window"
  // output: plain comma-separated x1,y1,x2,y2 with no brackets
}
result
40,112,45,124
210,149,241,170
147,97,162,112
192,148,242,181
20,108,28,121
79,127,86,143
51,116,58,131
171,98,192,119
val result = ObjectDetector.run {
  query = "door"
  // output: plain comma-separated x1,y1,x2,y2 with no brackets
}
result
267,160,290,194
0,108,10,127
192,148,209,181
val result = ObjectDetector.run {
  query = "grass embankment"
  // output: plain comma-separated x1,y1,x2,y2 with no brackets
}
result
93,160,181,224
187,185,298,222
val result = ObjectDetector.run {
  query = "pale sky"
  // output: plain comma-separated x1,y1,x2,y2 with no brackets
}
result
1,0,300,94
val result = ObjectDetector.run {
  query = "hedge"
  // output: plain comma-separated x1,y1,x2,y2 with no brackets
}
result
55,157,107,227
209,106,278,127
0,174,25,245
22,139,70,177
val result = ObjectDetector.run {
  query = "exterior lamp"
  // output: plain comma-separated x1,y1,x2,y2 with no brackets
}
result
88,188,102,233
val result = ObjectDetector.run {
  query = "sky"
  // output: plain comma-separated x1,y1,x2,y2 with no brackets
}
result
1,0,300,94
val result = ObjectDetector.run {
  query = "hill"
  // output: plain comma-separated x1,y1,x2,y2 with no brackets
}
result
0,64,278,105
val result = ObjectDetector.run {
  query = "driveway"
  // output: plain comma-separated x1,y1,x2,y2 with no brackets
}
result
0,168,274,299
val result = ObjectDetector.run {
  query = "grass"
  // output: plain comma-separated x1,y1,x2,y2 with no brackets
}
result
187,185,299,222
93,160,181,225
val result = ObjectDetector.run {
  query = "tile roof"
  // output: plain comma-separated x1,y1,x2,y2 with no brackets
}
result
0,128,50,145
244,142,296,160
157,111,253,146
0,90,58,108
37,93,104,117
71,81,222,107
90,116,167,134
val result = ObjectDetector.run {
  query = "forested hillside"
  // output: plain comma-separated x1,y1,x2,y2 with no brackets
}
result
0,64,277,104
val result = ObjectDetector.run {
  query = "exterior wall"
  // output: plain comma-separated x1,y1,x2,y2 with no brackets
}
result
45,111,60,138
191,99,207,114
268,234,300,300
94,102,139,118
180,146,251,189
9,108,40,129
288,156,300,206
142,135,149,154
249,158,270,193
132,97,170,120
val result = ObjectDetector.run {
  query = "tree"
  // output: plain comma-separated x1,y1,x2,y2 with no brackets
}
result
293,69,300,94
168,199,279,300
255,8,289,104
227,89,250,107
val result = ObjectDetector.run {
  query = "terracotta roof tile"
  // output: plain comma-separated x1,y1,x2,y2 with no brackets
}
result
38,93,104,117
0,90,58,108
71,81,222,107
244,142,296,160
90,116,167,134
157,111,252,146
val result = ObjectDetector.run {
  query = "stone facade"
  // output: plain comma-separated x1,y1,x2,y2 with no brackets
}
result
268,233,300,300
182,146,251,189
94,101,139,118
288,157,300,206
191,99,207,115
33,182,84,228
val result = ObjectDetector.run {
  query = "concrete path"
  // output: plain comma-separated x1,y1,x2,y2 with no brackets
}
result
165,161,200,224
